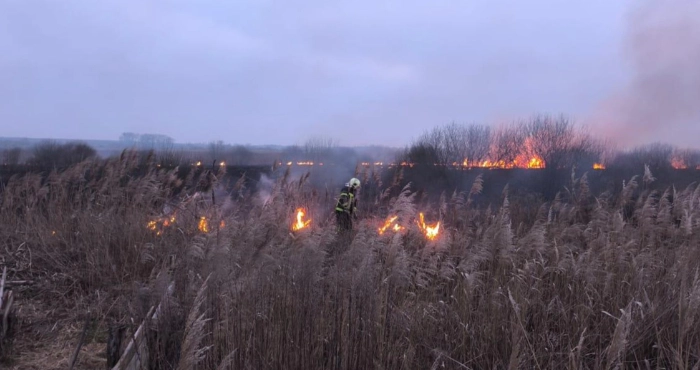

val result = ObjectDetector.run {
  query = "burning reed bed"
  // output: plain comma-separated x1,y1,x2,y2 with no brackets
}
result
1,152,700,369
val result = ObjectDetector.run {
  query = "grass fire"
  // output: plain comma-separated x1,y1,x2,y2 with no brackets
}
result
4,135,700,369
377,215,403,235
291,207,311,231
416,212,441,240
5,0,700,366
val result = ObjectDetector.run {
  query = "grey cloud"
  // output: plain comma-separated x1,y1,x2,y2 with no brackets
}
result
3,0,671,148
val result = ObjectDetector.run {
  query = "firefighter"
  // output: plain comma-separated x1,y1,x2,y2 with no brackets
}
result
335,177,360,231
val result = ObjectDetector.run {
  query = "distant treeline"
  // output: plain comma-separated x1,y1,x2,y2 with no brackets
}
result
2,116,700,175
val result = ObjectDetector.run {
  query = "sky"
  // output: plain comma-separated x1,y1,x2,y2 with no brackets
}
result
1,0,698,148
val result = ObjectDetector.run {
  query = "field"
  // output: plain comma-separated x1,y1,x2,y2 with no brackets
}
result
2,151,700,369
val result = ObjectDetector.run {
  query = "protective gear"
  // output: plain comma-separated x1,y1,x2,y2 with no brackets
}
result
349,178,361,189
335,182,358,231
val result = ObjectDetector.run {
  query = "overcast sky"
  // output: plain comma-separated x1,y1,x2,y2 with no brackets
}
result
1,0,698,148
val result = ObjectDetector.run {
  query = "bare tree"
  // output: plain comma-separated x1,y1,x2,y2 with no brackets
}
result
522,114,602,170
671,148,700,169
138,134,174,151
490,123,526,165
29,141,97,169
1,147,22,165
611,142,674,171
230,145,253,165
119,132,140,146
208,140,227,163
303,136,338,163
407,123,493,166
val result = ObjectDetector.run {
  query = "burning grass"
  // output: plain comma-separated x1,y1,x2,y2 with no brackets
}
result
291,207,311,231
1,152,700,369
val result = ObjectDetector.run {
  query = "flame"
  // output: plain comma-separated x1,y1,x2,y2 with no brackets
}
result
220,220,225,229
378,215,404,235
459,156,543,169
196,161,202,166
220,161,226,166
147,213,178,235
198,216,209,233
672,158,688,169
593,163,606,170
417,213,440,240
292,208,311,231
287,161,293,166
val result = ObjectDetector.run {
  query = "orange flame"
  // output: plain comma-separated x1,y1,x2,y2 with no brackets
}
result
459,156,544,169
417,213,440,240
198,216,209,233
672,157,688,169
593,163,606,170
147,213,178,235
378,215,404,235
292,208,311,231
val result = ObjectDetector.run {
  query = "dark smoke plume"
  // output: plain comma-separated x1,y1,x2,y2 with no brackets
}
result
593,0,700,148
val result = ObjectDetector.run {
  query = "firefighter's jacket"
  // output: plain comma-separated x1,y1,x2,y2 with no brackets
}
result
335,185,357,214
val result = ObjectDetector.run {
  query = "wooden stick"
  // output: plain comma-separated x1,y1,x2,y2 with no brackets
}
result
69,313,91,370
5,280,33,287
1,290,13,338
0,267,6,312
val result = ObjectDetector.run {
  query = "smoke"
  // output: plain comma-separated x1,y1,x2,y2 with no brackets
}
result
255,173,275,207
592,0,700,148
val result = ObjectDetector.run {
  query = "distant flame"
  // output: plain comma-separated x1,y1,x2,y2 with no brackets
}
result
459,156,544,169
198,217,209,233
196,161,202,166
593,163,606,170
672,158,688,169
220,220,225,229
219,161,226,166
378,215,403,235
147,213,178,235
292,208,311,231
417,213,440,240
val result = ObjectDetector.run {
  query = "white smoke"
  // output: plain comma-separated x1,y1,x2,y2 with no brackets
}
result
256,173,275,207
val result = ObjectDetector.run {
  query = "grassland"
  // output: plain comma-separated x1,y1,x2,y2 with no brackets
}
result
1,152,700,369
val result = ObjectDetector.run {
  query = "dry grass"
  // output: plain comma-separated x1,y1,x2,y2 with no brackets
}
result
1,152,700,369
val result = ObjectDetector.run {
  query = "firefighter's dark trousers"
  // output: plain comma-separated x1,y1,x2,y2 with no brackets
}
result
335,211,353,231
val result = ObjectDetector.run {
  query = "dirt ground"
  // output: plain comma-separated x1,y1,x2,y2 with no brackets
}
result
2,297,108,370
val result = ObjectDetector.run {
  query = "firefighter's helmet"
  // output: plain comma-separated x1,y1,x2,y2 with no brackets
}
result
349,178,361,189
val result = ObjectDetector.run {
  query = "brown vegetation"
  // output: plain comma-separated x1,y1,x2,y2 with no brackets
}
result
1,150,700,369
